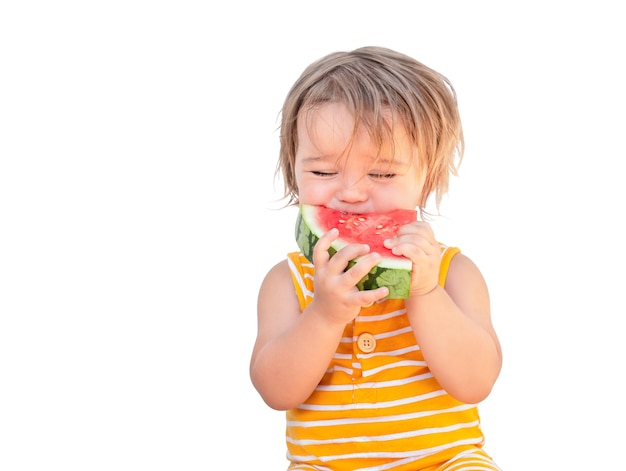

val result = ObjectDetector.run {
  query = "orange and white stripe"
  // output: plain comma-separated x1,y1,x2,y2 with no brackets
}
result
284,245,501,471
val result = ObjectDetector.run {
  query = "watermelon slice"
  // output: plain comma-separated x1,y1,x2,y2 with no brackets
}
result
295,204,417,299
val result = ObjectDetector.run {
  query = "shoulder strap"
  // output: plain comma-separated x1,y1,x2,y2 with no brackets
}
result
438,244,461,287
287,252,314,311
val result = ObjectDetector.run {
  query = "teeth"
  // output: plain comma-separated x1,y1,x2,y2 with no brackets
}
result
338,219,346,224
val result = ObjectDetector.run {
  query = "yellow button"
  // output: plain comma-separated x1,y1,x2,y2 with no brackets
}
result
357,332,376,353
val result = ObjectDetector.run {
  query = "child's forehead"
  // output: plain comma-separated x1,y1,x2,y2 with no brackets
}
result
297,103,416,165
298,102,408,144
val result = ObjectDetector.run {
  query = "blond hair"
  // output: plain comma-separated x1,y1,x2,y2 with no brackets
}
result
277,46,464,215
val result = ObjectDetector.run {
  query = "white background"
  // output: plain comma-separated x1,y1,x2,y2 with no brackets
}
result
1,1,625,470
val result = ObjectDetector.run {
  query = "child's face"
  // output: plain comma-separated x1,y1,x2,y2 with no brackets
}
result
294,102,424,214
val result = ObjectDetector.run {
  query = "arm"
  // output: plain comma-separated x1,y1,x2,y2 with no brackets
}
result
250,229,389,410
249,259,345,410
405,253,502,404
386,222,502,404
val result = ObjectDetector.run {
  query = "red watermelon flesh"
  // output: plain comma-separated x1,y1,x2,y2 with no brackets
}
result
313,205,417,256
295,204,417,299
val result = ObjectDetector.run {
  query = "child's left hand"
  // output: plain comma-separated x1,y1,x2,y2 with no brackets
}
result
384,221,440,297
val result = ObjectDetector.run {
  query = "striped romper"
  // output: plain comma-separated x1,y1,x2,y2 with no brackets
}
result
285,245,501,471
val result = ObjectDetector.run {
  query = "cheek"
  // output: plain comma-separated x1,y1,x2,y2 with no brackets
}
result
296,178,334,206
377,181,422,209
297,188,328,206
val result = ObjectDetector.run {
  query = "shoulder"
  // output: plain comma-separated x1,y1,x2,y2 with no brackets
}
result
259,258,292,295
258,255,304,306
444,252,490,314
257,258,303,333
446,252,486,288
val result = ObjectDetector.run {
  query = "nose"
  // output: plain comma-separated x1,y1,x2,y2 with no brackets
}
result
337,174,368,203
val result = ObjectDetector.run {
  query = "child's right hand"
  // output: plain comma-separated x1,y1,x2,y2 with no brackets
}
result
310,228,389,325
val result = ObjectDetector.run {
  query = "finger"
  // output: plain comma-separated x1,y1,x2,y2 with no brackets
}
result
394,221,434,238
341,251,382,285
330,243,371,269
357,286,389,307
389,240,434,258
312,228,339,266
384,223,436,255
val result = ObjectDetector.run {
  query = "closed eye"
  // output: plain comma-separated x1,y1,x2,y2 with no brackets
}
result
369,173,396,180
311,171,337,177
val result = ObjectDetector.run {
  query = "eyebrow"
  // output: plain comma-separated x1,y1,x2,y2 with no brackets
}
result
300,155,410,167
299,155,326,163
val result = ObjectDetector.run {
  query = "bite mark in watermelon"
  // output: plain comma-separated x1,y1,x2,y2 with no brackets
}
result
295,204,417,299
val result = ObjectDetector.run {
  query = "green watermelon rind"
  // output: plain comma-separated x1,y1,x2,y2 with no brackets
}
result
295,205,412,299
